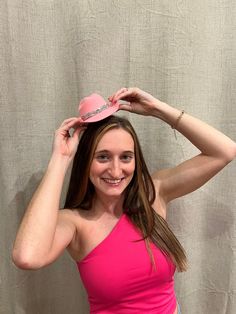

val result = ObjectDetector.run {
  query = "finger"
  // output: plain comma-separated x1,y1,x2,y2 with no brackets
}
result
59,117,79,127
57,118,81,136
72,125,87,139
118,102,133,112
65,117,84,128
58,118,78,131
115,87,130,99
76,117,85,124
109,87,130,102
114,87,138,103
73,117,90,129
72,120,88,132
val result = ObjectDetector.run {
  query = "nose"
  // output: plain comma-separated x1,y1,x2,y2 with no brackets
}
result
108,159,122,178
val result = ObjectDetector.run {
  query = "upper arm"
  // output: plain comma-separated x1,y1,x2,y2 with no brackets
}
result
38,210,77,267
152,153,230,204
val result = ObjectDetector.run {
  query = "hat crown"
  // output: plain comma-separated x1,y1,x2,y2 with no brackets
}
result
78,93,119,122
79,93,106,116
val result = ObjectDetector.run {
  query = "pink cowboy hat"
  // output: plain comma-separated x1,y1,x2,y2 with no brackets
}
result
78,93,119,122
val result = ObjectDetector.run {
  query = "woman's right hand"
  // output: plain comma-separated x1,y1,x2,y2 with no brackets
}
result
52,117,86,160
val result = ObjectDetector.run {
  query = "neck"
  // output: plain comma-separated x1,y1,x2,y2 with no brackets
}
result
92,193,124,217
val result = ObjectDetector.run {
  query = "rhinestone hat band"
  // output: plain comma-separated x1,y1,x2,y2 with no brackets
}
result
81,102,114,121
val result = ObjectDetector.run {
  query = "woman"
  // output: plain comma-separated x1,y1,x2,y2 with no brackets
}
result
12,88,236,314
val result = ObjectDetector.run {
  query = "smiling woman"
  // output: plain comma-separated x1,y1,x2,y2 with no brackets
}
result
64,116,140,211
12,88,236,314
63,114,188,314
89,128,135,198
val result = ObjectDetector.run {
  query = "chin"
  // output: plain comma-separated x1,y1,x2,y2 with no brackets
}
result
96,184,128,198
102,188,125,197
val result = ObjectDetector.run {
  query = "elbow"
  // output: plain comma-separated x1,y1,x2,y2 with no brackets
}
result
233,143,236,159
218,142,236,165
12,249,44,270
223,143,236,164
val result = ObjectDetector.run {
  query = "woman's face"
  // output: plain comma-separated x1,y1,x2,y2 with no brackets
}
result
89,128,135,198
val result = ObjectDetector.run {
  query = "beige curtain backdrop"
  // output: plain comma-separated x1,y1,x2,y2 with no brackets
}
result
1,1,236,313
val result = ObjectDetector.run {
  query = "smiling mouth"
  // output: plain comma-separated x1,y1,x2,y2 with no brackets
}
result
102,178,124,184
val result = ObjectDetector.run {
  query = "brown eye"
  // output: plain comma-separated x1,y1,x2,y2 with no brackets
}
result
121,155,133,162
96,155,109,162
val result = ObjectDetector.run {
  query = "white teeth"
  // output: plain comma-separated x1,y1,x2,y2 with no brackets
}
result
103,178,122,184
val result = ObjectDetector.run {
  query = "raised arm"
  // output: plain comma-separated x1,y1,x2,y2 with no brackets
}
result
12,118,85,269
110,87,236,205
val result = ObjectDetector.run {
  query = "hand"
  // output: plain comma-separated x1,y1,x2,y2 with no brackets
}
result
109,87,161,116
52,117,87,160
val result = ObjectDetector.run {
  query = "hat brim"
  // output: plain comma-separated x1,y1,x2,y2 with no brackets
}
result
81,102,119,123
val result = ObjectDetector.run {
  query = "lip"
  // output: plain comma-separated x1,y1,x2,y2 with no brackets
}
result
102,178,124,185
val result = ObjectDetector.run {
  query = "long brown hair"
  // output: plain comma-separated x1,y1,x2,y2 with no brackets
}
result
64,115,187,272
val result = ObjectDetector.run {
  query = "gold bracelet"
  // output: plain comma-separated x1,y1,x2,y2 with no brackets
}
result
172,110,185,129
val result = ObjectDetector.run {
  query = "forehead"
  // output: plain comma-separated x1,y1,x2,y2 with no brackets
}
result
95,128,134,151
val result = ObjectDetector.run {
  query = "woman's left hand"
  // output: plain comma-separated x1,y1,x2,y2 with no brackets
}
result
109,87,162,116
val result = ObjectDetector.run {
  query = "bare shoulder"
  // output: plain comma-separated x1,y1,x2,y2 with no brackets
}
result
65,209,124,262
59,207,99,226
59,208,80,218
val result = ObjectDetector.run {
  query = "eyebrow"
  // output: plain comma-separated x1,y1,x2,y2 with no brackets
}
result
94,150,134,155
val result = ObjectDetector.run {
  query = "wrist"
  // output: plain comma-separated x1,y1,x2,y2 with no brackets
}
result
152,101,183,126
48,153,72,174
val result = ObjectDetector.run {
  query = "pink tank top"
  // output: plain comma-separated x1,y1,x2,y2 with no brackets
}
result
77,213,177,314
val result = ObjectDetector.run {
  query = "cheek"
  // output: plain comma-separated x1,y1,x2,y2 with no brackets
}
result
130,161,136,172
126,162,135,177
89,161,105,178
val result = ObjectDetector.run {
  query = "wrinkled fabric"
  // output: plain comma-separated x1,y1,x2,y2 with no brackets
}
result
1,1,236,314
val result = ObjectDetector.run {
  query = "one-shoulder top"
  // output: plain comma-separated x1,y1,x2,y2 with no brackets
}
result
77,213,177,314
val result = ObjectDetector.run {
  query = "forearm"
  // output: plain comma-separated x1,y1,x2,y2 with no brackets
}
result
12,154,71,264
152,101,236,162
